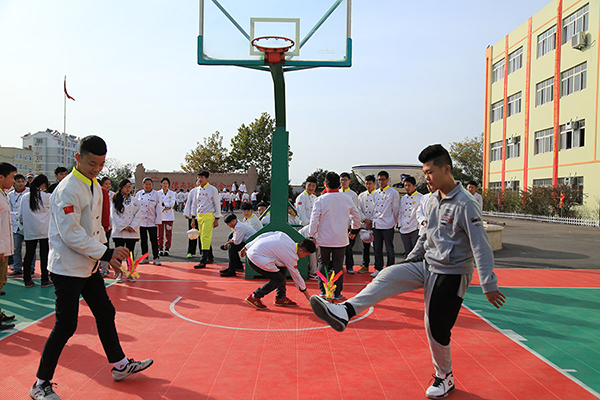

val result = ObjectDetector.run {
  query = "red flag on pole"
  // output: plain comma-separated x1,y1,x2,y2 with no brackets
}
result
560,192,565,208
64,77,75,101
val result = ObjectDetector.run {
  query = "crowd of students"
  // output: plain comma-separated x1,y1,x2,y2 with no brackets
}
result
0,137,502,400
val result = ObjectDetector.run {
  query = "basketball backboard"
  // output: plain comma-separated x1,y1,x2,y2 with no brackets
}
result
198,0,351,68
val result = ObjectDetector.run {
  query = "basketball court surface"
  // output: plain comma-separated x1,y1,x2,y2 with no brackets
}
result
1,262,598,399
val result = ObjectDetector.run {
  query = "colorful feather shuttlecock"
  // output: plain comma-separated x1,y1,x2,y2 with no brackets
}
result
316,269,343,302
120,251,148,281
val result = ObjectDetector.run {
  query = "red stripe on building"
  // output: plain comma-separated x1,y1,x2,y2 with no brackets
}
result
552,0,563,187
523,18,533,192
483,47,492,190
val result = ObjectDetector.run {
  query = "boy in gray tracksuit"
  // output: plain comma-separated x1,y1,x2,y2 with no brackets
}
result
310,144,506,399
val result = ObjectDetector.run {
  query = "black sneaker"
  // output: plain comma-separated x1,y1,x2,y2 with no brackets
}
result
29,381,60,399
163,250,169,256
1,312,15,322
8,270,23,277
194,262,206,269
0,321,15,331
112,358,154,381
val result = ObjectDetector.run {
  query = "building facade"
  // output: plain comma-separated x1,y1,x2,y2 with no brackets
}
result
21,129,79,181
0,146,34,176
484,0,599,207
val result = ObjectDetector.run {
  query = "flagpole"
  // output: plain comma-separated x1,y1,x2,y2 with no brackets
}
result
63,75,67,166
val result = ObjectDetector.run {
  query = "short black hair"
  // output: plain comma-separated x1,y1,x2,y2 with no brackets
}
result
305,175,317,184
403,176,416,186
14,174,25,181
365,174,376,183
241,202,253,211
340,172,351,179
467,180,478,187
161,177,170,185
257,201,269,208
224,214,237,224
325,171,340,189
197,170,210,178
0,162,17,177
79,135,107,157
54,166,68,175
100,177,111,185
143,177,153,183
298,239,316,254
377,171,389,180
418,144,453,171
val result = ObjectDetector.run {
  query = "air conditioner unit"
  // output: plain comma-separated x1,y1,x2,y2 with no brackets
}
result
572,120,580,130
572,31,586,50
564,177,571,185
507,137,513,144
565,121,572,130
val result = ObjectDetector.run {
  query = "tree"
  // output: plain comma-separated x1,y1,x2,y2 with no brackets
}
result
181,131,229,173
449,133,483,185
227,112,292,185
98,158,134,192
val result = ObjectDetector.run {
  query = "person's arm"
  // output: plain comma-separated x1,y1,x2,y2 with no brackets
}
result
164,191,176,209
111,205,127,233
154,193,162,225
349,203,361,231
392,190,400,226
307,199,322,239
212,187,222,219
128,201,142,232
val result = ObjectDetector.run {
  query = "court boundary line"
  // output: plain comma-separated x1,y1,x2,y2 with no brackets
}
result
462,304,600,399
169,296,374,331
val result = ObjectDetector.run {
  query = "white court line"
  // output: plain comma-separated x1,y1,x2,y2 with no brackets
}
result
122,279,371,286
462,304,600,399
169,296,374,332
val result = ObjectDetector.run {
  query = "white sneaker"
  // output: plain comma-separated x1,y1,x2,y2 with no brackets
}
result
152,259,161,266
426,372,455,399
309,295,349,332
112,358,154,381
370,270,379,277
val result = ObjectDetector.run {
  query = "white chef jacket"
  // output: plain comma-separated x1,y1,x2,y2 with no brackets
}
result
136,189,162,227
111,194,142,239
295,190,317,226
245,231,306,291
8,187,28,234
416,193,432,235
0,189,14,257
398,191,423,234
158,188,176,222
308,191,361,248
239,183,247,192
47,169,109,277
358,189,377,228
372,186,400,230
231,221,256,245
188,183,222,218
242,213,263,232
19,191,52,240
183,187,197,218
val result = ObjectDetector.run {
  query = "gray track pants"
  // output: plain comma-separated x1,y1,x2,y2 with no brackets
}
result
346,261,472,376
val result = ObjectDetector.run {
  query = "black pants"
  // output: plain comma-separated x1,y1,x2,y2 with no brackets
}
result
140,226,159,260
373,228,395,271
113,238,138,255
318,247,345,297
362,240,371,267
248,259,287,299
222,241,245,274
344,233,356,270
36,271,125,380
400,229,419,256
23,239,49,283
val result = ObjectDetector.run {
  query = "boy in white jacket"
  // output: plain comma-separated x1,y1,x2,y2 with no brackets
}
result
29,136,153,400
0,162,17,330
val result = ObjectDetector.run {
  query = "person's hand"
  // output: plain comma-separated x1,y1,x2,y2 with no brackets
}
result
109,259,122,276
125,226,135,233
485,290,506,309
302,290,311,302
240,248,247,258
112,246,129,261
191,219,196,229
349,233,356,240
365,219,373,230
213,218,219,228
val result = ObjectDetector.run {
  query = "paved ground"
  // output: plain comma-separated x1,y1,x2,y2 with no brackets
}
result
164,211,600,270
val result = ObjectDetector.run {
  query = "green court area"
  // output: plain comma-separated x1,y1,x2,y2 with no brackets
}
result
464,286,600,396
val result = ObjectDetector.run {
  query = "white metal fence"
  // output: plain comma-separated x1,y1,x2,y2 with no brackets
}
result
482,211,600,227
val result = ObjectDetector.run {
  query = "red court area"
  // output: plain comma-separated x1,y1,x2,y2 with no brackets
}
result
1,263,599,400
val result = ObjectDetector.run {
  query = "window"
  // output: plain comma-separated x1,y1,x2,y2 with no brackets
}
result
24,155,32,161
561,176,584,204
506,180,520,191
562,4,589,45
561,62,586,97
14,153,22,160
536,77,554,106
506,137,521,159
489,182,502,191
508,47,523,74
507,92,522,117
533,178,553,187
534,128,554,155
490,141,503,161
491,101,504,123
537,25,556,58
492,59,505,83
559,120,585,150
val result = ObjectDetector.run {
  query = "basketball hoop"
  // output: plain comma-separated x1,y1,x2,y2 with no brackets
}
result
251,36,295,64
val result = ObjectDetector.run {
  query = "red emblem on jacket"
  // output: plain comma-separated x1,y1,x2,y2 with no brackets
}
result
63,206,74,215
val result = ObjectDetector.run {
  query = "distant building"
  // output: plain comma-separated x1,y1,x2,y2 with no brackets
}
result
0,146,34,176
21,129,80,180
483,0,598,207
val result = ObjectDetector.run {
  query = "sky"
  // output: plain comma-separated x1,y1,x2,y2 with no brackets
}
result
0,0,552,184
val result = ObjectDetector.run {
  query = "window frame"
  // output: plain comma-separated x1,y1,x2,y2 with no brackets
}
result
535,77,554,107
537,25,557,58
